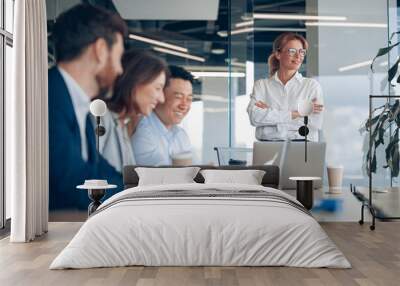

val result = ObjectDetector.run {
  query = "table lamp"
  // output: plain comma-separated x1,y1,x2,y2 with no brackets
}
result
297,99,313,162
76,100,110,216
89,99,107,163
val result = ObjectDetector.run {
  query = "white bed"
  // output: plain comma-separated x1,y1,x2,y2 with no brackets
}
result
50,183,351,269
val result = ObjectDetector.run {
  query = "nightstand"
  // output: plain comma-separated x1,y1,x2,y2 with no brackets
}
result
289,177,321,210
77,180,117,216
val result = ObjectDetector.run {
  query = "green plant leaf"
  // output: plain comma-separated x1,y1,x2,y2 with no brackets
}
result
377,125,385,146
389,31,400,44
390,100,400,113
396,110,400,127
389,100,400,123
372,104,386,114
371,42,400,70
385,135,398,164
366,149,372,174
365,115,381,131
371,118,386,144
371,151,377,174
392,144,399,177
388,58,400,83
385,129,400,177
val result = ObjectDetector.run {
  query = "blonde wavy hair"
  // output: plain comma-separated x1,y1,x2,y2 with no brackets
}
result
268,32,308,77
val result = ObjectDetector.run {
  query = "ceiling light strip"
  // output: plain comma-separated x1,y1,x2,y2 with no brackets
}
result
129,34,188,53
256,27,306,32
235,20,254,28
231,62,246,68
153,47,205,62
305,22,387,28
230,27,306,35
338,60,372,72
253,13,346,21
231,27,254,35
191,72,245,78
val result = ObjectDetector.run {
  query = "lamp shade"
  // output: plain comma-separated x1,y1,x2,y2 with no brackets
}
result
90,99,107,117
297,99,313,116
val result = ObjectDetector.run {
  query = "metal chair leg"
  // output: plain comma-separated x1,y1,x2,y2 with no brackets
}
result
213,147,221,166
359,203,365,225
369,206,376,231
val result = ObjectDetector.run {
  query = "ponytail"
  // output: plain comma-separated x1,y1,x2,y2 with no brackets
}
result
268,53,279,77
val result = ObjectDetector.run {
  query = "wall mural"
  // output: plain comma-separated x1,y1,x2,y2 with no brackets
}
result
47,0,385,212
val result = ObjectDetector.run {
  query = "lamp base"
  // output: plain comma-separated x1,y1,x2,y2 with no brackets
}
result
87,189,105,216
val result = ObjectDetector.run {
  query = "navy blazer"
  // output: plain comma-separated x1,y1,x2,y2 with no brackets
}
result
48,67,122,210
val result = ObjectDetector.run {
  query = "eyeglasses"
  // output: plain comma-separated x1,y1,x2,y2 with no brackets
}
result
282,48,307,58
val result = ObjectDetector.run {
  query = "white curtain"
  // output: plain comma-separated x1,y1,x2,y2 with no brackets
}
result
8,0,48,242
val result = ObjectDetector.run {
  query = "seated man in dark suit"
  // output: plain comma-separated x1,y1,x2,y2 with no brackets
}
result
49,4,127,210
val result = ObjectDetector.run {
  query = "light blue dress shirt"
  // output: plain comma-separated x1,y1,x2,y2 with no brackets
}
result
132,112,192,166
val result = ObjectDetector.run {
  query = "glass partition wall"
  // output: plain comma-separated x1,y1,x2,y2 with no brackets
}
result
313,0,388,189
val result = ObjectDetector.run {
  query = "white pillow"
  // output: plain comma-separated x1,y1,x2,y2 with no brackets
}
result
135,167,200,186
200,169,266,185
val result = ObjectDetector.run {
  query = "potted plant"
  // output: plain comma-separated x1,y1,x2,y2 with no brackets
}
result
362,31,400,177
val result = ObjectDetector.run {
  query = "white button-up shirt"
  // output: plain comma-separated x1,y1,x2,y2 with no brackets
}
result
247,72,323,142
58,67,91,161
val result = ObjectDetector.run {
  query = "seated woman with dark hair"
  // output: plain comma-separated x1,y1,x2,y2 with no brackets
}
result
100,49,169,172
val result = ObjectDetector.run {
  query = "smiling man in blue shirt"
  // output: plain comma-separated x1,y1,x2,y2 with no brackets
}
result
132,66,194,166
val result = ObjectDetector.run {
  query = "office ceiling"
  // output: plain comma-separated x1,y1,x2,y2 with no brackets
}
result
47,0,307,68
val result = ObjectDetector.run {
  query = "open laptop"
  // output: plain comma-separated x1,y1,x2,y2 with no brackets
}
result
252,141,326,189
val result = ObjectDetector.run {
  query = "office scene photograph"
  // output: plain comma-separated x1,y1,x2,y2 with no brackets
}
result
1,0,400,285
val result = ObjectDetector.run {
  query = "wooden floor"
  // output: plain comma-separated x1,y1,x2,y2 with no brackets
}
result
1,222,400,286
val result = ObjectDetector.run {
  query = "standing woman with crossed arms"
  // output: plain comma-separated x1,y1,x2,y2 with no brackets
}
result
247,32,324,142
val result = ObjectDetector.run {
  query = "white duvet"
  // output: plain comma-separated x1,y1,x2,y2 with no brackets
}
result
50,183,351,269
